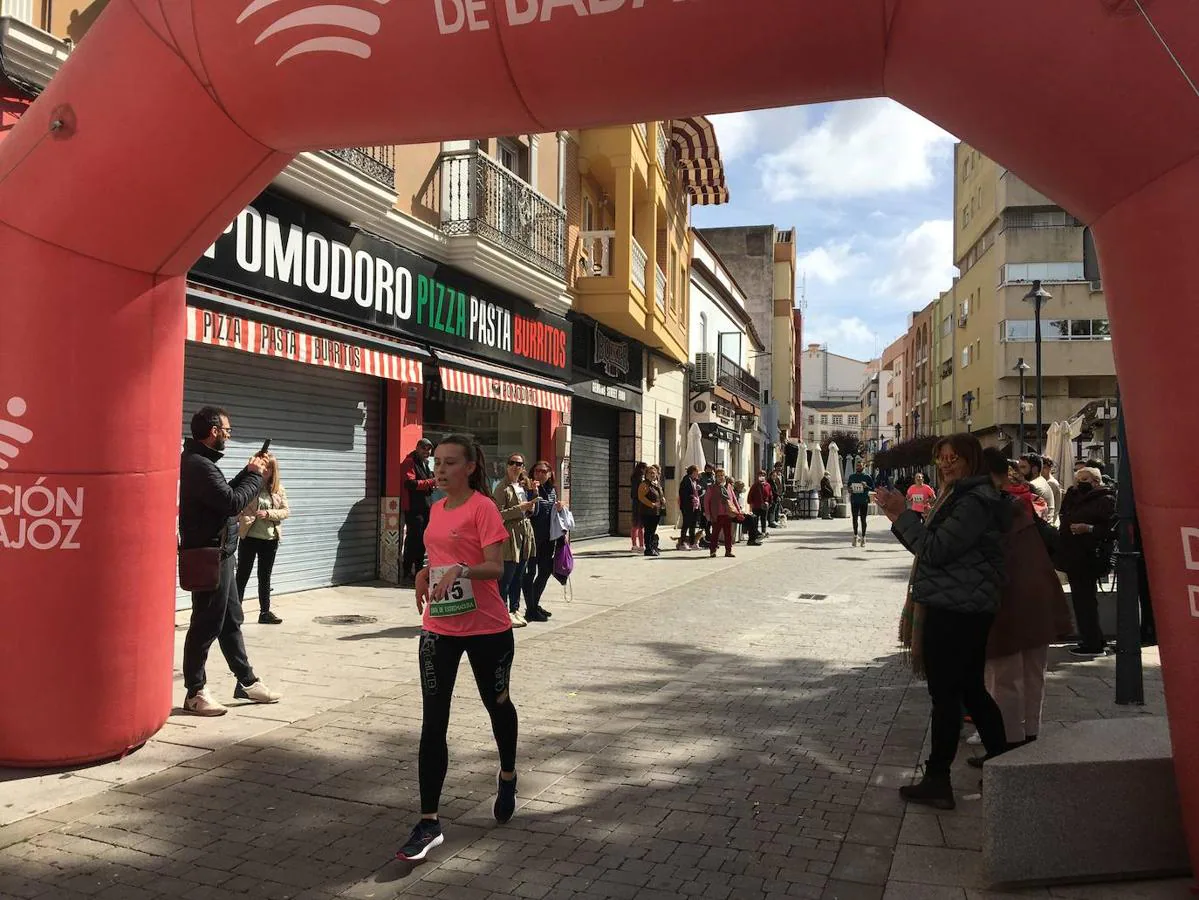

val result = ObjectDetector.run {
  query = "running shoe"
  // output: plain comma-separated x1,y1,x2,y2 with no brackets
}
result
396,820,444,861
494,772,518,823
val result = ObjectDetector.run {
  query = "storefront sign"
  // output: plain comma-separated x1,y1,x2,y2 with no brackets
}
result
185,306,423,382
591,381,628,403
569,314,642,387
192,190,571,380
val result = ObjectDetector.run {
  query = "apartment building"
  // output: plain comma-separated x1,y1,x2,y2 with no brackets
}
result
880,335,905,444
697,225,798,466
799,343,867,446
950,143,1114,448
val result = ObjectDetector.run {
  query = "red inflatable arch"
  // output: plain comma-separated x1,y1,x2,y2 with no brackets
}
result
1,0,1198,862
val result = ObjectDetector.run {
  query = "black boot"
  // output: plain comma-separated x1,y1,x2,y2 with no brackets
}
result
899,771,955,810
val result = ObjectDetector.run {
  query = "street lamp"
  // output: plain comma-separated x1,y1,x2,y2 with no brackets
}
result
895,423,902,441
1023,279,1053,453
963,390,975,433
1014,357,1031,456
913,409,921,437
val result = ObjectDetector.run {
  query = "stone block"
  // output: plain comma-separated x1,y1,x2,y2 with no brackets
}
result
983,718,1188,887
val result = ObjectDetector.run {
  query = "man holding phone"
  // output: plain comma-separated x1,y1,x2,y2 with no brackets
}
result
179,406,282,716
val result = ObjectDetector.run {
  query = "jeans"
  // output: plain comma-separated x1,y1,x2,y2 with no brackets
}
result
921,606,1007,774
418,629,517,815
402,510,429,578
710,516,733,554
236,536,279,613
183,551,257,695
1067,568,1105,651
680,508,700,545
500,559,529,613
522,539,559,612
851,505,868,536
641,512,660,555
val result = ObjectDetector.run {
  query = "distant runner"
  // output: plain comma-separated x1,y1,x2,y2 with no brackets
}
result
906,473,937,518
846,462,875,547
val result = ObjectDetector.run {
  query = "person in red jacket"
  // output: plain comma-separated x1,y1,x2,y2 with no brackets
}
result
747,470,774,540
400,438,437,584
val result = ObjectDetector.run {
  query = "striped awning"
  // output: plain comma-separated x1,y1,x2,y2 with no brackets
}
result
438,365,571,413
185,304,423,383
670,116,730,206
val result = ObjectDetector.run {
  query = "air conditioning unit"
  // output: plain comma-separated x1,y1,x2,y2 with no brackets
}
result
958,315,969,328
693,352,716,386
691,397,735,428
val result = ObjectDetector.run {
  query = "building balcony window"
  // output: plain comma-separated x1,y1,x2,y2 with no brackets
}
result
656,122,669,173
323,145,396,189
717,354,761,405
579,230,615,277
1001,318,1111,341
441,149,566,279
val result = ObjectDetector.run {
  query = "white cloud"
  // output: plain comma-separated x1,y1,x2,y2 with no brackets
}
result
759,100,953,201
870,220,956,305
803,316,879,361
709,112,758,162
797,240,867,285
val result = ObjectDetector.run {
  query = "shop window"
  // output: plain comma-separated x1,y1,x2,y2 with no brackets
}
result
423,382,539,494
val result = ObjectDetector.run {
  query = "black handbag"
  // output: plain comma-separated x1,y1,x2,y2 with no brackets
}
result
178,524,226,592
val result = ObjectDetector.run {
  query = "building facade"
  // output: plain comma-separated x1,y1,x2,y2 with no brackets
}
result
951,142,1114,448
689,231,764,490
697,225,798,465
798,343,868,447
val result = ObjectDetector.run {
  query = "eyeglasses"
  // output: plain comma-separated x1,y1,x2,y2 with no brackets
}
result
935,455,960,467
507,460,524,467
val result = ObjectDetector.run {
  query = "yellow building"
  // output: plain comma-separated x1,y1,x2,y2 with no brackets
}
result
951,143,1114,448
573,121,724,363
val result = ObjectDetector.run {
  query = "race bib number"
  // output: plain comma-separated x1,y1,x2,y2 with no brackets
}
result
850,482,866,494
427,565,477,617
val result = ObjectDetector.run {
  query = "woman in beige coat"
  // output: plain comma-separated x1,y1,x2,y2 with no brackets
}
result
236,454,290,624
493,452,537,627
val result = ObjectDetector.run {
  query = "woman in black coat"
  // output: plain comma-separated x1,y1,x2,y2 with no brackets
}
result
874,433,1010,810
1057,466,1117,656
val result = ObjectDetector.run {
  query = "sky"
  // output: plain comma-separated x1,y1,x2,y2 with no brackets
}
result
691,100,959,363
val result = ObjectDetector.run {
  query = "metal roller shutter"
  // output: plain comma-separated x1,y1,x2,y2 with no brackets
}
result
569,403,618,540
178,343,381,606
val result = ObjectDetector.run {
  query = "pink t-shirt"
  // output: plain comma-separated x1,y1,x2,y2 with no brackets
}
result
906,484,936,513
421,491,511,637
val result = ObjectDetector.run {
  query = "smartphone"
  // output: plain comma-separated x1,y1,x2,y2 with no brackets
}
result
256,438,272,457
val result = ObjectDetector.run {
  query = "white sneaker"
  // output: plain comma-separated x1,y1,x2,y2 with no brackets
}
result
509,611,527,628
234,681,281,704
183,688,227,717
860,537,867,548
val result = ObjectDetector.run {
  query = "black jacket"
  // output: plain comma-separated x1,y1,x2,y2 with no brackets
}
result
179,439,263,554
892,475,1009,615
1057,484,1116,575
679,475,701,511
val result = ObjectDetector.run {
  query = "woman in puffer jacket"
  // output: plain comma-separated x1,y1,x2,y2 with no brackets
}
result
874,433,1010,811
1057,467,1117,657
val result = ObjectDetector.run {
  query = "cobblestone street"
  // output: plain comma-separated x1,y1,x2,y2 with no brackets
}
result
0,519,1186,899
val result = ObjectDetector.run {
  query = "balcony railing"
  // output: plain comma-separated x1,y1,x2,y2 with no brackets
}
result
324,145,396,188
0,0,35,25
718,354,761,405
631,237,648,295
656,122,668,172
654,263,667,311
636,122,648,145
441,150,567,279
579,230,615,277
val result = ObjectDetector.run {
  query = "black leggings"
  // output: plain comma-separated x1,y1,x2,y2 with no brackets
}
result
522,538,559,612
418,629,518,815
236,536,280,613
852,506,868,536
922,606,1007,774
641,512,660,553
681,509,700,545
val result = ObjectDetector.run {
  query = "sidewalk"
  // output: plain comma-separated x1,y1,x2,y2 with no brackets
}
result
0,520,1188,900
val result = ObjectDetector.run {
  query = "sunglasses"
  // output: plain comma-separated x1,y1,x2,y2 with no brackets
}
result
508,460,524,467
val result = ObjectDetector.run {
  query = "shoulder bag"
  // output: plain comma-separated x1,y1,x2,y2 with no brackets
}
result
178,524,226,592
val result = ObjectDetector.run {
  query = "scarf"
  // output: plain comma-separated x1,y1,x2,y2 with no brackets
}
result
898,482,956,679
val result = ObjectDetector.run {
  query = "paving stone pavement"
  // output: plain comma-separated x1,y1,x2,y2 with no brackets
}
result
0,519,1190,899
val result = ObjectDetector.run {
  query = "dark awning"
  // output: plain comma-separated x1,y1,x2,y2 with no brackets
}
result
670,116,730,206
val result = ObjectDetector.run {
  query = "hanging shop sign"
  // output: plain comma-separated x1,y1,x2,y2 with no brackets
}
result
191,189,571,380
569,314,642,387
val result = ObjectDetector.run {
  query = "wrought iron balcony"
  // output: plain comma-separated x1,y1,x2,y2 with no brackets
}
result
718,354,761,405
441,150,566,280
324,145,396,188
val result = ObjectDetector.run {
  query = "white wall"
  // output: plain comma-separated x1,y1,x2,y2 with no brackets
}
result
689,269,752,371
642,358,686,525
800,349,866,401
